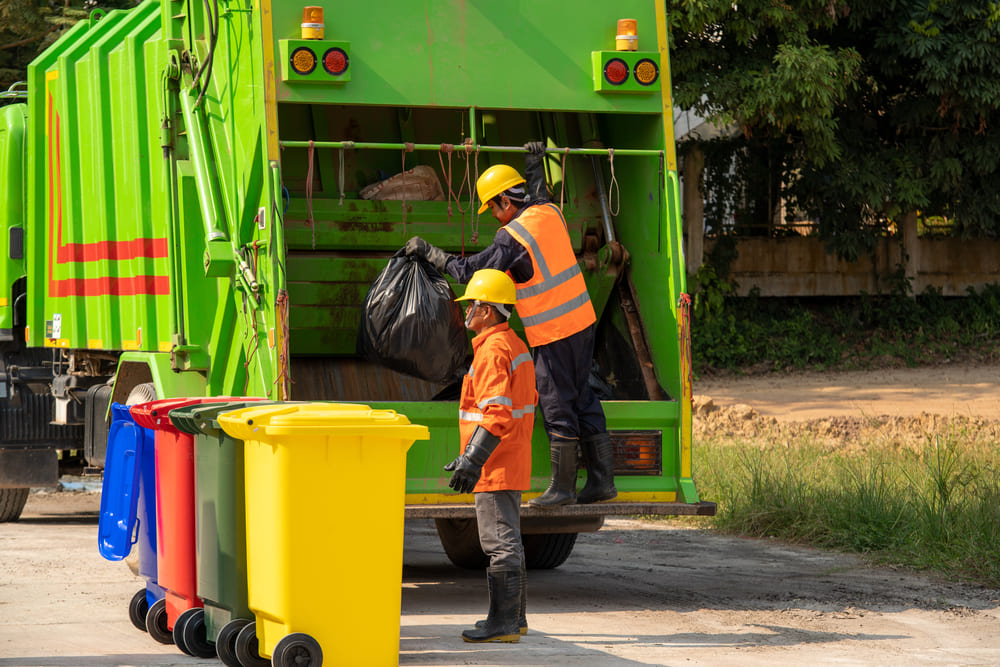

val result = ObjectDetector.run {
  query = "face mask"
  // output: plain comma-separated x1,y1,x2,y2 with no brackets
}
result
464,301,481,328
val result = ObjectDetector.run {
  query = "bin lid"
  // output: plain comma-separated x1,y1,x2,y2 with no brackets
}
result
217,402,430,442
129,396,257,432
168,399,275,437
97,404,145,561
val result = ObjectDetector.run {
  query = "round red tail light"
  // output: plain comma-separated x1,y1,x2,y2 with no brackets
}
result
323,48,349,76
604,58,629,85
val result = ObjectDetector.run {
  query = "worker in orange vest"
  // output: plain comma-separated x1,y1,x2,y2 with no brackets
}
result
407,143,617,508
445,269,536,643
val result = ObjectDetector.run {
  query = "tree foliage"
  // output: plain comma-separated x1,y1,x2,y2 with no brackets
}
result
0,0,140,92
669,0,1000,259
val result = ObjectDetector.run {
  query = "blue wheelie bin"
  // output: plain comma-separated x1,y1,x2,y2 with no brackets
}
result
97,402,170,644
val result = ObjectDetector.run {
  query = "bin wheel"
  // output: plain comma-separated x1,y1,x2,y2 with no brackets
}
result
174,607,216,658
434,518,488,569
234,621,271,667
216,618,251,667
128,589,149,632
145,598,174,645
272,632,323,667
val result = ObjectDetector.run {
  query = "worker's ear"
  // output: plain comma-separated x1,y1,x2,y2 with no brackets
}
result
500,195,512,213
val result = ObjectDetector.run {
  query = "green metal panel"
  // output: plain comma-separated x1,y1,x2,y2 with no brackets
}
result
372,400,680,497
0,104,27,335
268,1,663,113
25,5,169,353
12,0,699,507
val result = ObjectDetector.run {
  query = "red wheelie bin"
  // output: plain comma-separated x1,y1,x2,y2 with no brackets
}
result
130,396,259,659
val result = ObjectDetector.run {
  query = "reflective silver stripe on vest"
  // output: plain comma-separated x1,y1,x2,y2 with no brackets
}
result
478,395,513,410
507,217,585,303
519,290,591,329
510,352,532,372
459,410,484,422
511,404,536,419
517,263,582,299
461,404,535,421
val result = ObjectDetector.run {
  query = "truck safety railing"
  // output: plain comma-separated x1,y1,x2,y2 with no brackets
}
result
279,140,667,244
278,140,665,158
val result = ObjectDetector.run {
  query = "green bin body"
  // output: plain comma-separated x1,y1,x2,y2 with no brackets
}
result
168,399,274,657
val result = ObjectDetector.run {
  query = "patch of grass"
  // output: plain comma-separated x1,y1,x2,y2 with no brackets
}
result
690,424,1000,588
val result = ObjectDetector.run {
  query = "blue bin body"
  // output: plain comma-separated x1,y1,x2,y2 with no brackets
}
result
98,402,165,605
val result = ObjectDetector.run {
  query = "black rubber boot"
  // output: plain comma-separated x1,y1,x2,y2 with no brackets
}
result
476,563,527,635
462,567,521,643
577,432,618,504
528,440,578,508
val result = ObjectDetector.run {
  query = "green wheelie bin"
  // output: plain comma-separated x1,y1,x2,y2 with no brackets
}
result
168,399,274,667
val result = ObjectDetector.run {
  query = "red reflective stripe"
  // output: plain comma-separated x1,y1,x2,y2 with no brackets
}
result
49,275,170,297
46,105,168,297
56,238,169,263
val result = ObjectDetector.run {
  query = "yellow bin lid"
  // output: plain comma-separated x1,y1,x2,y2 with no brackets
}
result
216,402,430,443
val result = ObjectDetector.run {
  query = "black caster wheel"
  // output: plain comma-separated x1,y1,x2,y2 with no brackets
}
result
215,618,251,667
145,598,174,645
272,632,323,667
173,608,193,656
234,621,271,667
128,589,149,632
174,607,216,658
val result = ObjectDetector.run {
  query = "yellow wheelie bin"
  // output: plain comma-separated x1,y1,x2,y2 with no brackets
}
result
217,402,429,667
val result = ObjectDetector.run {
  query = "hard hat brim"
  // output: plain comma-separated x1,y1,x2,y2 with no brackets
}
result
477,201,489,215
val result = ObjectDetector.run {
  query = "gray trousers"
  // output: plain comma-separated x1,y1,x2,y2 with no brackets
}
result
475,490,525,571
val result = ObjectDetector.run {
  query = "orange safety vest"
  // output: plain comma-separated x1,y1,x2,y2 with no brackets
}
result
458,323,537,492
503,203,596,347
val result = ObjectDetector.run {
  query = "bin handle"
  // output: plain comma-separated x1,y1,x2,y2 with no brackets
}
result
131,518,140,547
367,409,399,421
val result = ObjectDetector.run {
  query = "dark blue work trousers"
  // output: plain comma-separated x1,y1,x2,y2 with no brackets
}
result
531,323,607,442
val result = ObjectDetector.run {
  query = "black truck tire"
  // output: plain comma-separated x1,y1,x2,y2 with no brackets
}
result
434,518,489,569
0,487,30,522
434,518,579,570
523,532,578,569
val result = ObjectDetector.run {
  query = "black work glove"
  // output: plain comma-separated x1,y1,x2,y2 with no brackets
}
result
443,426,502,494
523,142,550,203
404,236,452,274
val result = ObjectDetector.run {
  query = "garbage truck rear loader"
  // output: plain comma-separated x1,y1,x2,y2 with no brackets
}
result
0,0,713,564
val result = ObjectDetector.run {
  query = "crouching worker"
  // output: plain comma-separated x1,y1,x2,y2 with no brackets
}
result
445,269,537,643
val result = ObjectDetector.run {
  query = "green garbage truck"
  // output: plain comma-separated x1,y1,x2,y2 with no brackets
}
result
0,0,713,564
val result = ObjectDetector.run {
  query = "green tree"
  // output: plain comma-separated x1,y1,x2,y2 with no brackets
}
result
0,0,140,91
669,0,1000,259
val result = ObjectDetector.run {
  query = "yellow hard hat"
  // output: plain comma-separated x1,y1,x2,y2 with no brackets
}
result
455,269,517,305
476,164,526,214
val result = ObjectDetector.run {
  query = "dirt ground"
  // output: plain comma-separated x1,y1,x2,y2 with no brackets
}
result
2,363,1000,666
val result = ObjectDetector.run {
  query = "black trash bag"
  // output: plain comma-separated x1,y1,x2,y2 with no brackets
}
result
357,251,468,384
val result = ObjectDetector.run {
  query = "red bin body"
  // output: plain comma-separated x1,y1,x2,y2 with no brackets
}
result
130,397,248,631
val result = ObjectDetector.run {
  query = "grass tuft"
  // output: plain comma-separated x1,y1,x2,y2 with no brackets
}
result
691,421,1000,588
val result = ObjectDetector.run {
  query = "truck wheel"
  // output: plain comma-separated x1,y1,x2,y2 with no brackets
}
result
434,518,488,569
523,532,578,570
0,488,29,522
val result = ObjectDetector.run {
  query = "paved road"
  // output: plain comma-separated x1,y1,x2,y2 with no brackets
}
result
3,489,1000,666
